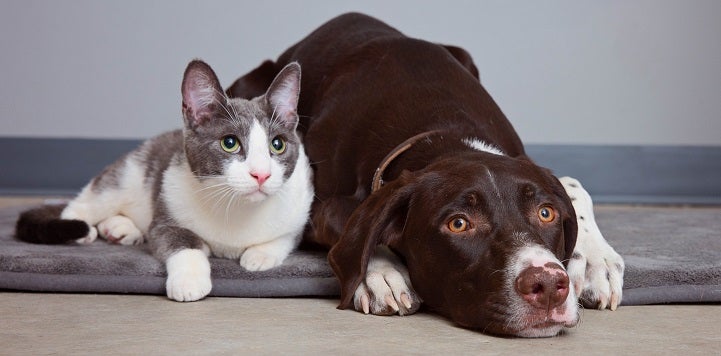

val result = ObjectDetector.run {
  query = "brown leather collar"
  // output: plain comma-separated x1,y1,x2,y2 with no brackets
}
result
371,130,443,193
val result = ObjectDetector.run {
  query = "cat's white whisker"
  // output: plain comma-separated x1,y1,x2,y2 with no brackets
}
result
197,186,235,208
269,104,280,130
204,187,223,205
196,182,230,194
200,192,225,212
212,88,245,128
207,185,235,202
198,184,236,209
224,190,240,224
212,96,239,126
226,95,243,126
209,187,235,215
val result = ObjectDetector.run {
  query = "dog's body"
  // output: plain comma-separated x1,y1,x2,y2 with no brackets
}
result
228,13,624,337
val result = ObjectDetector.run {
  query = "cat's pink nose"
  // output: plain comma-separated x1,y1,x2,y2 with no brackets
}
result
250,171,271,186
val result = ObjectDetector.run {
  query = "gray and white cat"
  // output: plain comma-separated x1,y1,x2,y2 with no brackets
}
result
15,60,314,302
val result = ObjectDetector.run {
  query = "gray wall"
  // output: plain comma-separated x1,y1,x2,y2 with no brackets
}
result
1,0,720,146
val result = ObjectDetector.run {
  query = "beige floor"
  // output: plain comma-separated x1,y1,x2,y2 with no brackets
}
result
1,197,719,354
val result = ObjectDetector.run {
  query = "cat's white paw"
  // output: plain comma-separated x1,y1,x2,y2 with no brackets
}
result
98,215,144,245
165,249,212,302
75,226,98,244
240,247,284,271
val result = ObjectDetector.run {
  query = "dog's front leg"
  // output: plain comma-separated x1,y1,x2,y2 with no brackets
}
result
353,246,422,316
560,176,625,310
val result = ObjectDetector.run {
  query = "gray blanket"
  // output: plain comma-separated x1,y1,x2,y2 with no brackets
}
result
1,204,719,305
595,206,721,304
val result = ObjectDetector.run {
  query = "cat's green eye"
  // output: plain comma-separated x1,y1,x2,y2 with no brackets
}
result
270,136,286,154
220,135,240,153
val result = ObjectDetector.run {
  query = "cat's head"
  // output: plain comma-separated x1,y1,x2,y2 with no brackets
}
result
180,59,303,203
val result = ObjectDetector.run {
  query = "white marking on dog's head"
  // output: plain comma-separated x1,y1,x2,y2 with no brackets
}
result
484,166,501,199
462,138,505,156
504,243,580,337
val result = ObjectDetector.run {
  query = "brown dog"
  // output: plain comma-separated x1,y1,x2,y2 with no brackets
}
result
227,13,624,337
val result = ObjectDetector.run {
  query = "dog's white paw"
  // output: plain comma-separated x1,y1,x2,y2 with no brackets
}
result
560,176,625,310
568,239,624,310
75,225,98,244
240,247,283,271
353,246,421,316
165,249,212,302
98,215,144,245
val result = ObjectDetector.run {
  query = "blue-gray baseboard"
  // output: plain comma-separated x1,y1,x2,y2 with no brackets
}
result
1,137,719,205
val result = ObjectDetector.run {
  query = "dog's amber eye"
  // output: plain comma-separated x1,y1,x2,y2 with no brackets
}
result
538,206,556,223
447,217,470,233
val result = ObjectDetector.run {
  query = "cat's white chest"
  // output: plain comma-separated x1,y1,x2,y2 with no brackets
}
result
161,151,313,260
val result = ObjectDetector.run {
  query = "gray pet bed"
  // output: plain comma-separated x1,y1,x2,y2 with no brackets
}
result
596,206,721,305
0,204,338,298
1,204,720,305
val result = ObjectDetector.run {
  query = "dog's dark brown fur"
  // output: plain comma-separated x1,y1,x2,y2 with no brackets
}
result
227,13,577,335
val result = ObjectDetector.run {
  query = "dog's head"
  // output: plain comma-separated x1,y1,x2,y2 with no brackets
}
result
328,151,579,337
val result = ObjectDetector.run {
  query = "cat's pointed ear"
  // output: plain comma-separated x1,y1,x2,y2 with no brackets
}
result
266,62,301,129
181,60,225,129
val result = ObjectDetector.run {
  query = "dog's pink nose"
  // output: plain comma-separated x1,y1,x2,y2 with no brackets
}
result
250,171,271,186
515,263,570,309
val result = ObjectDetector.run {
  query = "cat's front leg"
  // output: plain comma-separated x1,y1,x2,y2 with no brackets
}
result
165,249,212,302
240,233,301,271
149,224,212,302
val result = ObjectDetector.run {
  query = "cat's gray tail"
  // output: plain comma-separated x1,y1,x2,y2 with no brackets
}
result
15,205,90,244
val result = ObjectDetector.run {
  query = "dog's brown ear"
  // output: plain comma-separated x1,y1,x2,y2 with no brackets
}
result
328,174,416,309
549,175,578,266
225,60,278,99
442,45,480,80
561,206,578,267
